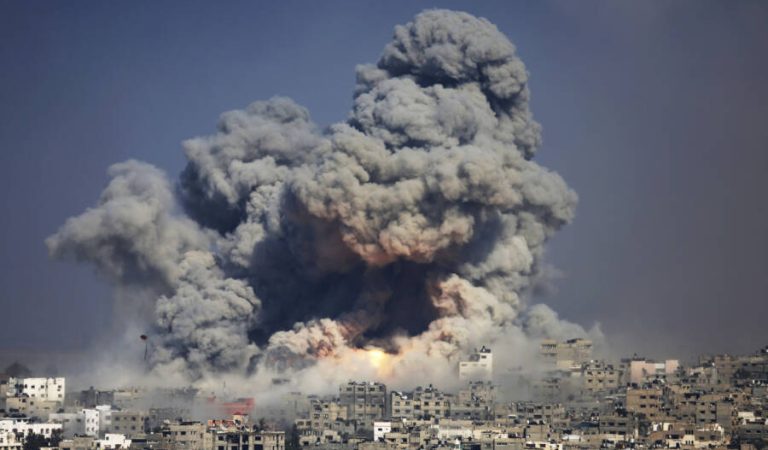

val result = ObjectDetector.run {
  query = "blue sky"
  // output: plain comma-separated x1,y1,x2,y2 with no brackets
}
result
1,1,767,359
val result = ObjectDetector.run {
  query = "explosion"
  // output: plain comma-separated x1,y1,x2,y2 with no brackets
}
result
47,9,594,389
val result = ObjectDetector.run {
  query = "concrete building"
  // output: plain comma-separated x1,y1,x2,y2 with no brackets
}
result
109,410,149,436
625,387,665,421
5,378,65,403
628,359,679,384
160,421,207,449
389,393,414,419
81,408,100,437
96,433,131,449
48,412,81,438
339,382,387,429
309,399,348,432
598,410,637,440
58,436,95,450
451,382,495,420
459,347,493,381
411,385,452,419
0,431,21,450
76,388,114,409
4,396,59,419
580,361,621,394
735,418,768,443
207,429,285,450
373,421,391,442
540,339,593,370
0,418,62,439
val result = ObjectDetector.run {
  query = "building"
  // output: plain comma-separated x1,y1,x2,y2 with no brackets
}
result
309,399,348,432
57,435,96,450
159,421,207,449
627,358,679,384
339,382,387,428
625,387,665,421
82,408,102,437
580,361,621,394
373,421,391,442
0,418,62,439
48,412,81,438
389,393,414,419
451,382,495,420
459,347,493,381
109,410,149,436
5,378,65,403
411,385,452,419
540,339,593,369
0,431,21,450
207,429,285,450
4,396,59,418
76,388,114,408
96,433,131,449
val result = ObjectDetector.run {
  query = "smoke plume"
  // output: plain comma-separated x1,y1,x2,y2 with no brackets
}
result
48,9,596,390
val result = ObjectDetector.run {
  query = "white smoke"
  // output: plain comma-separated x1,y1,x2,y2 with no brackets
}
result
47,9,598,394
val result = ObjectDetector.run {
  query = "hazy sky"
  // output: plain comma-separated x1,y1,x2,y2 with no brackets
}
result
1,1,766,360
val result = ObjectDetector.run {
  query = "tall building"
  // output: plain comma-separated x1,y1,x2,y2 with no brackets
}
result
339,381,387,428
459,347,493,381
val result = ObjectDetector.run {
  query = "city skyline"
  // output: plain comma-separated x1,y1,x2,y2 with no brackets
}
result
1,2,767,365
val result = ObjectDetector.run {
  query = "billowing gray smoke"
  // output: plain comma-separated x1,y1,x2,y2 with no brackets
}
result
48,10,593,387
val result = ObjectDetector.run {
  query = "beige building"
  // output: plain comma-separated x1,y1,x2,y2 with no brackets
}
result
4,396,59,419
160,421,207,449
628,359,679,384
389,392,414,419
412,385,452,419
339,381,387,428
309,399,348,432
625,387,665,421
0,431,22,449
57,436,95,450
581,361,621,394
451,382,495,420
109,410,149,436
540,339,593,369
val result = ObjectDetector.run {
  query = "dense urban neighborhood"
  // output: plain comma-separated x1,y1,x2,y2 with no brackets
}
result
1,340,767,450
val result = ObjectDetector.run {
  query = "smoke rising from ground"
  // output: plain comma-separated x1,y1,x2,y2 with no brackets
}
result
47,9,598,392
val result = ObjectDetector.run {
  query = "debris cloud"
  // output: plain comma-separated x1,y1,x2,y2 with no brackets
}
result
48,9,595,391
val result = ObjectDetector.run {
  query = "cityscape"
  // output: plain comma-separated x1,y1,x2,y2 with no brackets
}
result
2,2,767,450
1,341,767,449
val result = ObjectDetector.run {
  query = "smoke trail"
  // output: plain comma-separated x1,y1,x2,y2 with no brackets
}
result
47,9,594,387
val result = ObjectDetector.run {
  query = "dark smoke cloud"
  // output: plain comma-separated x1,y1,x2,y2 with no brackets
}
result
48,9,595,387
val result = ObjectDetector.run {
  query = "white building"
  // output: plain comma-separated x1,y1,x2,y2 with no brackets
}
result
0,418,62,439
5,377,65,402
0,431,22,449
51,408,109,438
81,408,101,437
373,421,391,442
96,433,131,449
459,347,493,381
